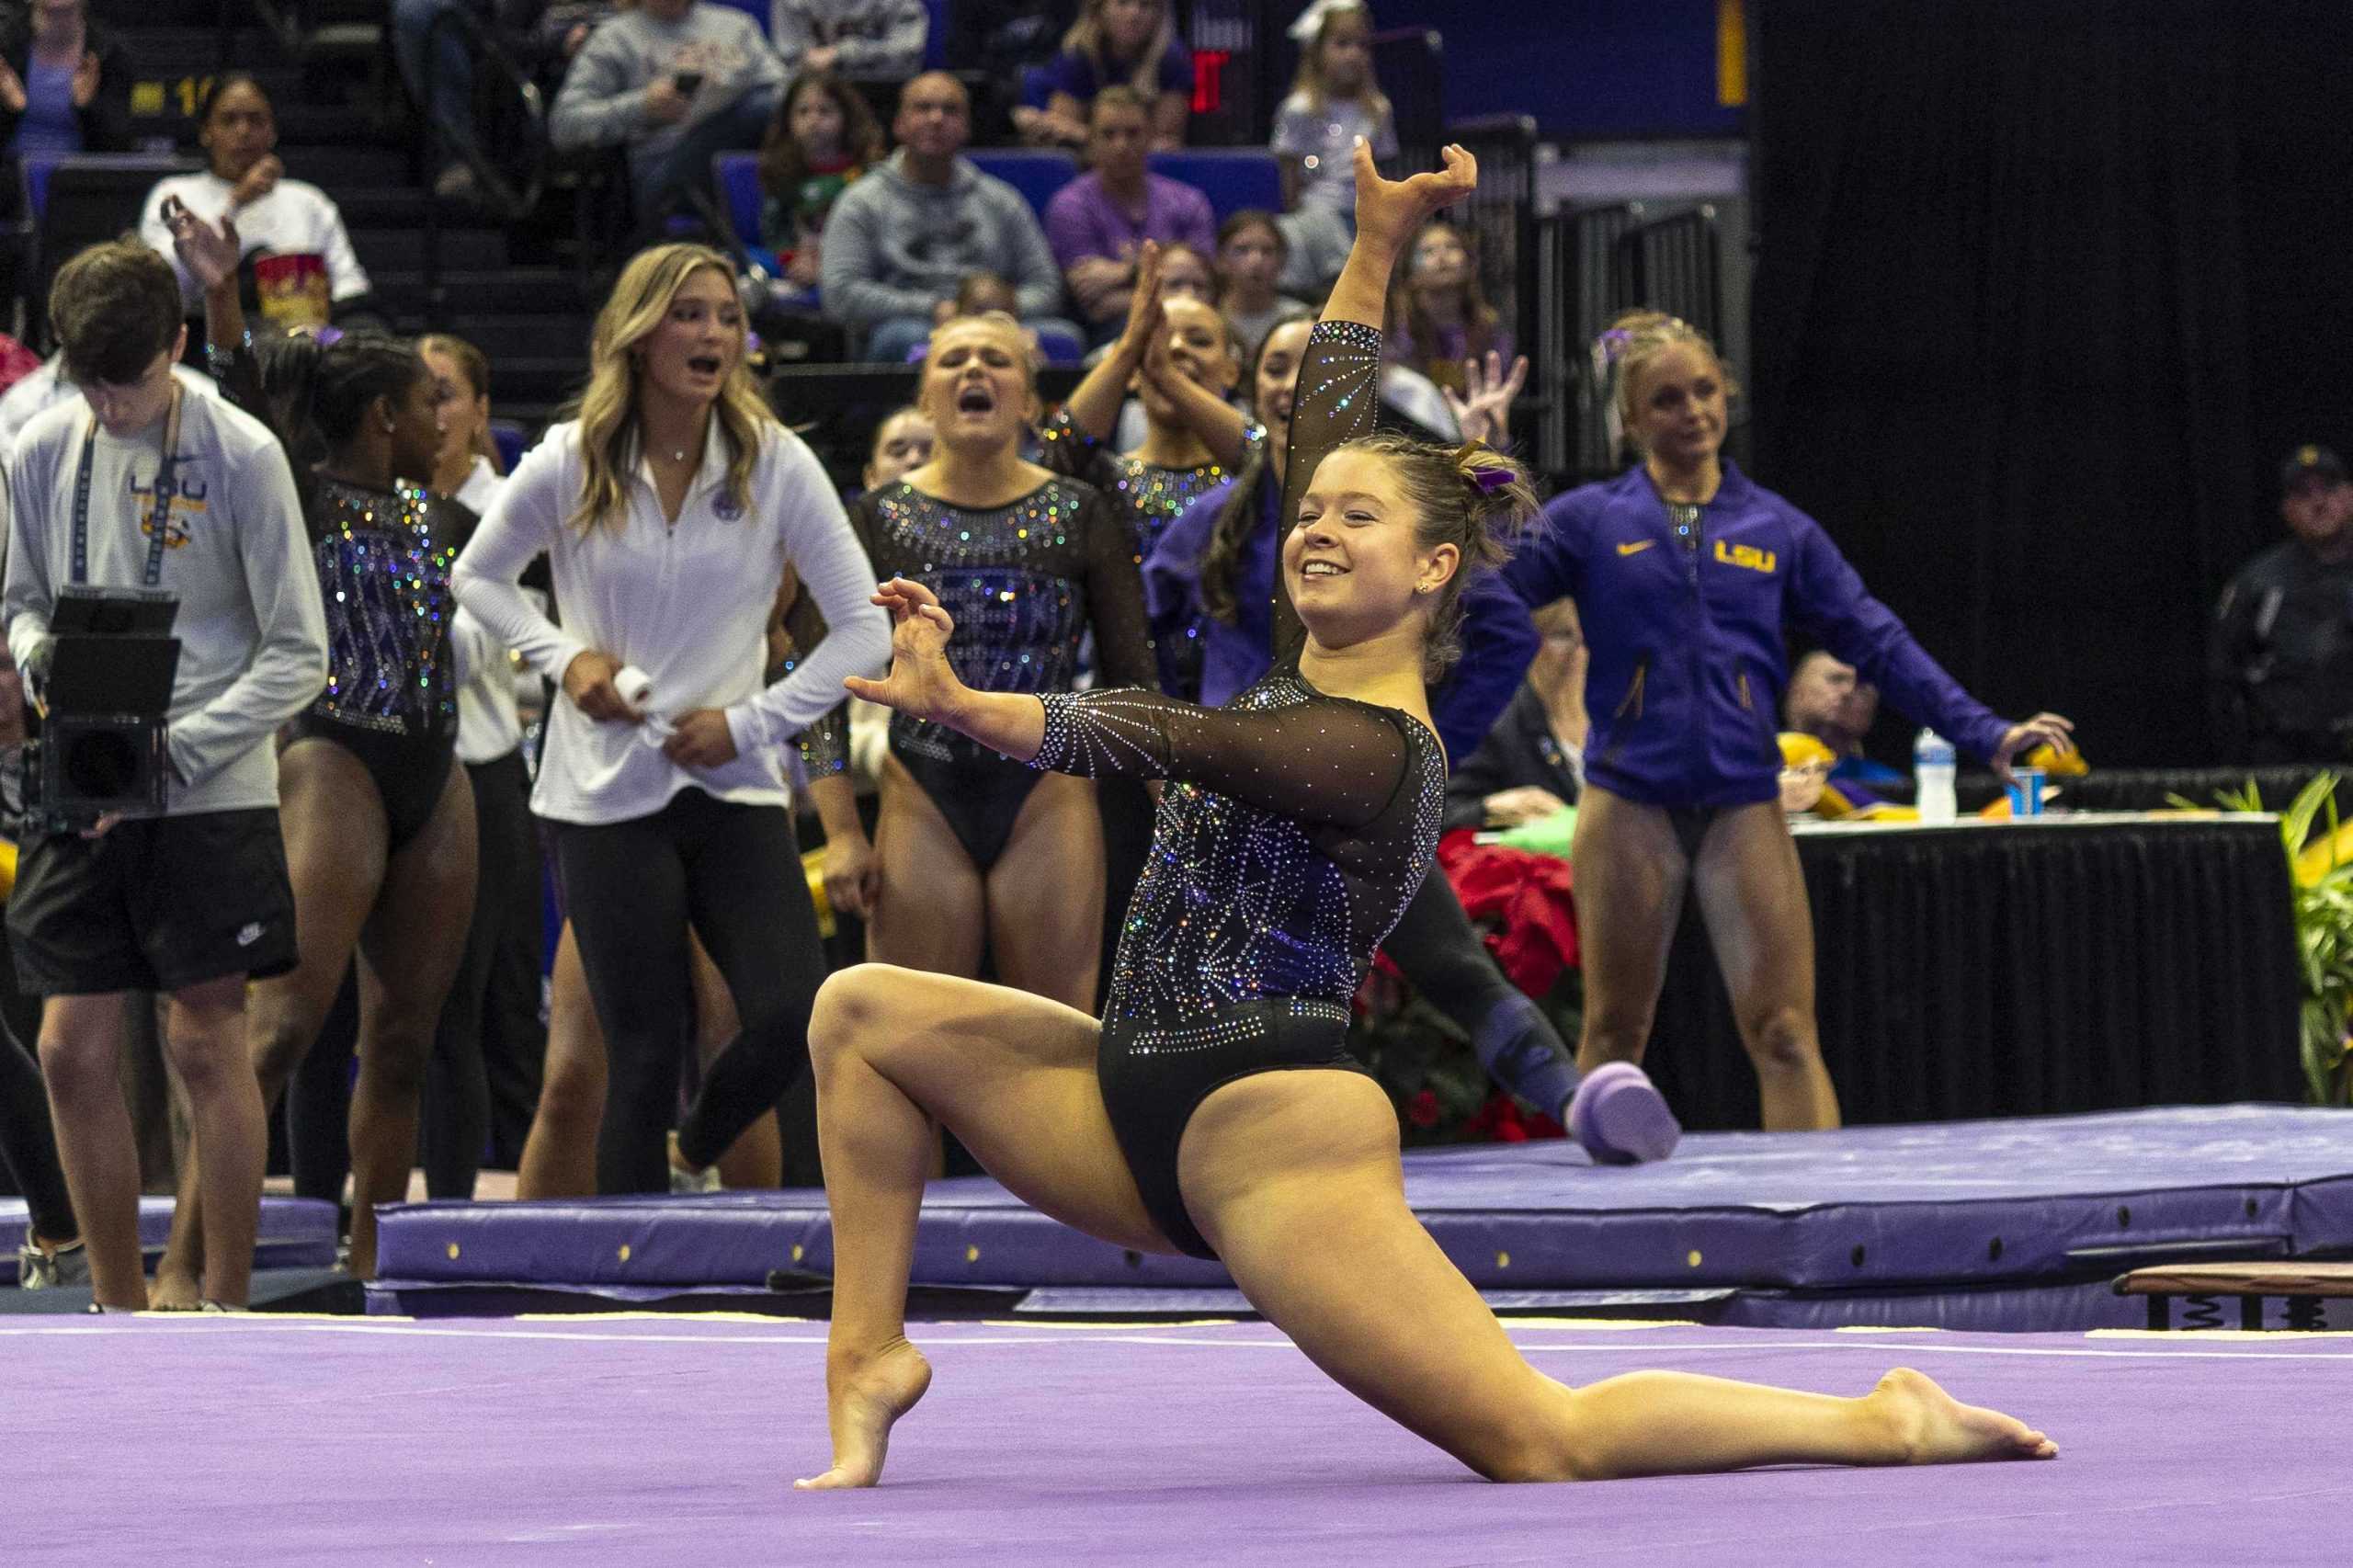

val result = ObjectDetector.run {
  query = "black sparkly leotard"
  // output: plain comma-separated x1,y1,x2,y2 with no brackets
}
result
846,474,1157,869
210,340,460,850
285,477,461,849
1027,320,1446,1258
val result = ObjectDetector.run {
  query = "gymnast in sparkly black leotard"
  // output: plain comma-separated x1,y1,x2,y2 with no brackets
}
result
157,202,481,1293
800,145,2059,1493
837,310,1156,1015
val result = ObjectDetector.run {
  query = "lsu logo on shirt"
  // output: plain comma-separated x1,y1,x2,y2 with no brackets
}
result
1713,540,1777,575
127,464,209,551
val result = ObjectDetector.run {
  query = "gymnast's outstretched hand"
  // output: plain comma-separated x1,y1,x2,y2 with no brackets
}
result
843,577,968,726
1351,139,1477,249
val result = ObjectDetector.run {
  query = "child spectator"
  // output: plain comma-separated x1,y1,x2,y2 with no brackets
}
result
1388,219,1511,395
1213,209,1311,363
1271,0,1392,222
756,72,885,299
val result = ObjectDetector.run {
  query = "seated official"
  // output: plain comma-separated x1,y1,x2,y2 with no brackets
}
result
1782,649,1903,793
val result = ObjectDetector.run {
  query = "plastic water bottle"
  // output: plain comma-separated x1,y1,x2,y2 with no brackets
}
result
1914,728,1957,824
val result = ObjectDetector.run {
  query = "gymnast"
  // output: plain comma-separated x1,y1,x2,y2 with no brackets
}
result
796,141,2056,1488
1140,312,1670,1159
1510,312,2074,1131
155,207,475,1289
841,309,1157,1010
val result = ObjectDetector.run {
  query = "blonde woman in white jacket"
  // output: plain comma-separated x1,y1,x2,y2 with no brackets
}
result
454,243,889,1193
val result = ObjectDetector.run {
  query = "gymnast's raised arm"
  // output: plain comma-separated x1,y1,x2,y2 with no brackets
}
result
1268,140,1481,666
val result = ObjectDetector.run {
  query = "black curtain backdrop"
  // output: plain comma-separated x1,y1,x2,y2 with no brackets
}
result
1750,0,2353,767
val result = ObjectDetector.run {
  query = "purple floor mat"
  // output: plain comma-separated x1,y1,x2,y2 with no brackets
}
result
374,1104,2353,1293
0,1196,336,1285
15,1314,2352,1566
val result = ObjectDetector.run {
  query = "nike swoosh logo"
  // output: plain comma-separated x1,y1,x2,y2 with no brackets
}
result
1616,540,1655,556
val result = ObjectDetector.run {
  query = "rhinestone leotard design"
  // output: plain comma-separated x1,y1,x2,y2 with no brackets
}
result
1040,412,1269,562
1035,672,1445,1025
208,338,460,849
1020,319,1439,1260
309,477,459,741
847,474,1158,767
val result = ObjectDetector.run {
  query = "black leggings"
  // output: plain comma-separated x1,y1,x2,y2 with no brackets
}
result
1380,864,1581,1119
555,789,825,1194
421,749,546,1198
0,1004,74,1244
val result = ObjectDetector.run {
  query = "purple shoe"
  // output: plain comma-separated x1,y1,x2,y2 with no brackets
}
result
1567,1062,1681,1165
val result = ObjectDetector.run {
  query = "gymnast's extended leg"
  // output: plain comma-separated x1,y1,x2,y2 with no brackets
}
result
1179,1070,2052,1480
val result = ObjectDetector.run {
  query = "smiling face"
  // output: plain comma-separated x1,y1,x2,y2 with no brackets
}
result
1626,341,1728,470
1284,447,1457,651
864,408,937,489
200,80,276,183
789,82,847,159
1136,296,1235,421
921,316,1037,453
1252,316,1315,453
634,266,745,410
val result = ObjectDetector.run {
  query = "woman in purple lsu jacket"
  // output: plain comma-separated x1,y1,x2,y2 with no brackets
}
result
1506,313,2074,1131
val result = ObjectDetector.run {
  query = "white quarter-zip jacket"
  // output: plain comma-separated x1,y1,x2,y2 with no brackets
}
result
450,417,890,824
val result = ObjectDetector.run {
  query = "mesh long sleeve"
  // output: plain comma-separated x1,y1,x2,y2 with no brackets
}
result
1033,685,1415,832
1078,486,1160,691
1270,320,1384,667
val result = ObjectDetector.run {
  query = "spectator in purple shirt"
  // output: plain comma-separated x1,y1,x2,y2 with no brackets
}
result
1045,87,1215,337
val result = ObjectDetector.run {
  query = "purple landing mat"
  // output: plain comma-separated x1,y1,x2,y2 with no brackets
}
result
367,1277,2353,1334
373,1104,2353,1294
0,1196,336,1285
14,1315,2353,1567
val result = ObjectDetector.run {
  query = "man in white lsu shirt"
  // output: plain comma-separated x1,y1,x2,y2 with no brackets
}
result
1,241,327,1311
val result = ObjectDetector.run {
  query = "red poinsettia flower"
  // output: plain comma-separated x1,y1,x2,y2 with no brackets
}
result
1406,1088,1441,1129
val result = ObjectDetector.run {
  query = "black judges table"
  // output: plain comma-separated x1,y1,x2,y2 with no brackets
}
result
1643,812,2305,1131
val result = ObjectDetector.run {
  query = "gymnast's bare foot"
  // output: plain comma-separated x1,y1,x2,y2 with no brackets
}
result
795,1338,933,1490
1871,1368,2057,1463
147,1265,202,1312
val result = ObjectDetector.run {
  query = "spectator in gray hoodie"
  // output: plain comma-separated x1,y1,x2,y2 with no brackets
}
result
771,0,927,80
551,0,785,223
820,72,1079,362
